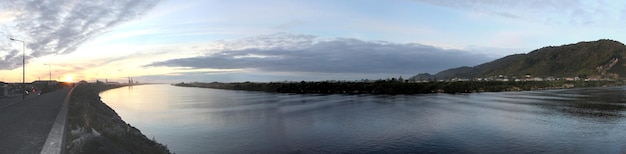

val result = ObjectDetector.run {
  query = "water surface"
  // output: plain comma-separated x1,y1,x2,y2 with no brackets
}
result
100,84,626,153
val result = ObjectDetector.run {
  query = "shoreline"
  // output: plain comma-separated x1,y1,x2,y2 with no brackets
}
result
174,80,626,95
65,83,170,153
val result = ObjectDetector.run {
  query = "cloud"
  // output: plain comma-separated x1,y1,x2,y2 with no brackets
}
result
146,33,492,75
414,0,621,26
0,0,160,70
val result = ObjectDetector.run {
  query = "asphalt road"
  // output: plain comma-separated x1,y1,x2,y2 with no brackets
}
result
0,88,70,153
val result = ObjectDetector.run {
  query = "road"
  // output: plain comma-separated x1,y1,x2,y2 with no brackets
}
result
0,88,71,153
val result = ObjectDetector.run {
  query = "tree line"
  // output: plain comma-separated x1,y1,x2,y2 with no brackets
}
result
174,80,626,95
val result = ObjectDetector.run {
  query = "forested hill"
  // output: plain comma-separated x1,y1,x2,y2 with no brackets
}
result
414,39,626,80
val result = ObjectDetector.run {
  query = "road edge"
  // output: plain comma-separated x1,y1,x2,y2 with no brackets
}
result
41,87,75,154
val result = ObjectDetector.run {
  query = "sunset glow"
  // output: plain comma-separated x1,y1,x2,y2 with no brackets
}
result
63,74,74,83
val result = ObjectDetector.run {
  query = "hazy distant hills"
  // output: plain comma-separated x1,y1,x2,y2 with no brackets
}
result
412,39,626,80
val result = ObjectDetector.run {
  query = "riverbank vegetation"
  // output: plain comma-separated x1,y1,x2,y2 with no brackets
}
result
175,80,626,95
66,83,170,153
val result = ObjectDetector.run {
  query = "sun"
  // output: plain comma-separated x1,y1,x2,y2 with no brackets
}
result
63,74,74,82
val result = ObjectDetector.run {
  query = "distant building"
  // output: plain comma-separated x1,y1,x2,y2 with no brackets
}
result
107,81,120,85
32,80,58,88
451,78,470,82
32,80,57,84
1,81,6,96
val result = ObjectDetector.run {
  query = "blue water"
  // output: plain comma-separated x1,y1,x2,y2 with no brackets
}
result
100,84,626,153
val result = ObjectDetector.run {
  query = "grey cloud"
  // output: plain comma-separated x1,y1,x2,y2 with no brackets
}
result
209,33,318,52
146,34,492,75
0,0,160,70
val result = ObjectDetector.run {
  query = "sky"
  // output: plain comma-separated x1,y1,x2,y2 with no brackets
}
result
1,0,626,83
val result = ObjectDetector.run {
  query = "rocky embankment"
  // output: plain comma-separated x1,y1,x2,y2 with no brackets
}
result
66,84,170,153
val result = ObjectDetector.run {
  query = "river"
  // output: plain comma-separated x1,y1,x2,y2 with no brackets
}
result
99,84,626,153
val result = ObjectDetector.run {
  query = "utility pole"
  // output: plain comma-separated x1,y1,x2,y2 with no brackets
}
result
44,64,52,85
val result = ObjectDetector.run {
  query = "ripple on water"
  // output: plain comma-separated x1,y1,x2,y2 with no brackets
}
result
100,85,626,153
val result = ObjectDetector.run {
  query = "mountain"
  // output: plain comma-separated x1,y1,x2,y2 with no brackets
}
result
415,39,626,80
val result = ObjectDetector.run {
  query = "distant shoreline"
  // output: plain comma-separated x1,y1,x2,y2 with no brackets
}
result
173,80,626,95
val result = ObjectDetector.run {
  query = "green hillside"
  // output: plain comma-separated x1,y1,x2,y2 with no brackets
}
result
420,39,626,80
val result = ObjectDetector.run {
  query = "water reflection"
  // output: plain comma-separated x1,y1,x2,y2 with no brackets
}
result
520,88,626,119
100,85,626,153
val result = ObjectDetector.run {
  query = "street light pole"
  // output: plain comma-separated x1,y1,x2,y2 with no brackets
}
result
10,38,25,100
44,64,51,82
